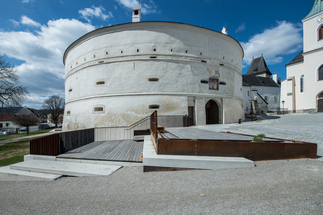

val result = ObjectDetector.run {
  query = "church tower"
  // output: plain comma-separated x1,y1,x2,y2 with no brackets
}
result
281,0,323,113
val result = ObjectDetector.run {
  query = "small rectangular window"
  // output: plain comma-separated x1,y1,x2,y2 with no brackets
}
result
67,111,71,115
94,107,104,112
96,81,105,85
69,89,72,92
149,105,160,109
148,78,159,82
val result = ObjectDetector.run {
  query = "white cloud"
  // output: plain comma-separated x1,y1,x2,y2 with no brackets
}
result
236,22,246,33
0,18,95,109
241,21,302,66
79,5,113,23
21,15,41,28
9,19,20,27
116,0,158,14
22,0,30,3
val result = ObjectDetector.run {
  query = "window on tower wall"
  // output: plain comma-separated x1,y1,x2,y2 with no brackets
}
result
319,25,323,40
300,74,304,92
319,65,323,81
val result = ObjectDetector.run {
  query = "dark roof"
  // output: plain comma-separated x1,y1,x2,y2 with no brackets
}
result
0,114,15,121
245,56,272,76
242,75,280,87
0,107,45,116
0,107,24,114
285,51,304,67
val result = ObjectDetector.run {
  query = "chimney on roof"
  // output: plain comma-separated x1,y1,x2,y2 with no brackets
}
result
132,8,141,22
221,27,228,35
272,72,278,83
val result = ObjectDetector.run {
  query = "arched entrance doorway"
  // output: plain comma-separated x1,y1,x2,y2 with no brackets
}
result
318,92,323,112
205,100,219,124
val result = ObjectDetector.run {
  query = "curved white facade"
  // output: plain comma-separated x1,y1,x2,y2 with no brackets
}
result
63,22,244,131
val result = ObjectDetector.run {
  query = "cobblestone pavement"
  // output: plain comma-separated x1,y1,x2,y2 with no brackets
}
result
197,112,323,156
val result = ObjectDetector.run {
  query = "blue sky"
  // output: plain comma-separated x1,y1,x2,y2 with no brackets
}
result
0,0,314,109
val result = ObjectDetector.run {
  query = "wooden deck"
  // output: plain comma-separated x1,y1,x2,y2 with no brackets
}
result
57,140,143,163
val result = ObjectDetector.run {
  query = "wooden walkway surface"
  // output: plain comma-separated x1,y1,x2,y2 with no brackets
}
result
57,140,143,163
163,128,254,140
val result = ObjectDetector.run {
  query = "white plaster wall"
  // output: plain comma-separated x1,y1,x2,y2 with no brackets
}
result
63,22,244,131
223,98,244,123
303,51,323,110
280,79,293,112
242,86,280,113
303,11,323,53
0,121,20,130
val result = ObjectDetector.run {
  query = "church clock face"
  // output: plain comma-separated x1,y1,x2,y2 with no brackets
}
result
317,15,323,23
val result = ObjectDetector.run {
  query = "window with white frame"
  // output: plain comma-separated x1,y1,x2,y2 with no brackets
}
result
319,25,323,41
318,65,323,81
300,74,304,92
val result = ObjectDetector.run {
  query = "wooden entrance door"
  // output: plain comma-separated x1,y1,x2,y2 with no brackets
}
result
205,100,219,124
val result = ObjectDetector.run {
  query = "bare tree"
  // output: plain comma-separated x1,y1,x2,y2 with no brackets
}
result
0,54,28,108
42,95,64,128
13,114,39,136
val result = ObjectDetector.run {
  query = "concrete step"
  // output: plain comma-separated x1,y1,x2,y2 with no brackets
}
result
10,160,122,177
143,136,255,170
0,166,62,181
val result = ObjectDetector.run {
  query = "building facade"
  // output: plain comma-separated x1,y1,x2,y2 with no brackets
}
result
242,56,280,114
281,0,323,113
63,12,245,131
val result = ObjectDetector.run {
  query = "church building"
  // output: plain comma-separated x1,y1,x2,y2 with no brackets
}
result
281,0,323,113
242,56,280,114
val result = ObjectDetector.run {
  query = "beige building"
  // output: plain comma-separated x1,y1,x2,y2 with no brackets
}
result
62,9,245,131
281,0,323,113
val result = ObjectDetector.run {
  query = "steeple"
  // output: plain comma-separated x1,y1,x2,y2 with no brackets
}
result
245,56,272,77
304,0,323,20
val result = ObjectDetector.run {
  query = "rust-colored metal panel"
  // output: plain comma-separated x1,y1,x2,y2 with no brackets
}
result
158,139,197,155
156,139,317,161
30,133,60,156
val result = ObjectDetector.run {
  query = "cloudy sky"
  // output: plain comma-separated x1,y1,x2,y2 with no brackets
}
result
0,0,314,109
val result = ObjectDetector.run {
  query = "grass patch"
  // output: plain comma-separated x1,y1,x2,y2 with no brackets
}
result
253,134,266,142
0,129,52,141
0,140,29,166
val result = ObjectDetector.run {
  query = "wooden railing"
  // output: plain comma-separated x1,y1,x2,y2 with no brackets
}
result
150,111,158,144
30,113,187,156
30,128,94,156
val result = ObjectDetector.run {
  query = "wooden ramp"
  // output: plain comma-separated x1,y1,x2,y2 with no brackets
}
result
57,140,143,163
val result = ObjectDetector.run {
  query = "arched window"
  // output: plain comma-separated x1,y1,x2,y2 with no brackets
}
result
319,65,323,81
319,25,323,41
300,74,304,93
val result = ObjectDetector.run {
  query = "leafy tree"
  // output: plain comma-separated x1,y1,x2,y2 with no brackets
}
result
13,114,39,136
42,95,64,128
0,54,28,108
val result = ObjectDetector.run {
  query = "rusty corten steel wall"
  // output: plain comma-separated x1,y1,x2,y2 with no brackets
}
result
30,133,60,156
156,139,317,161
